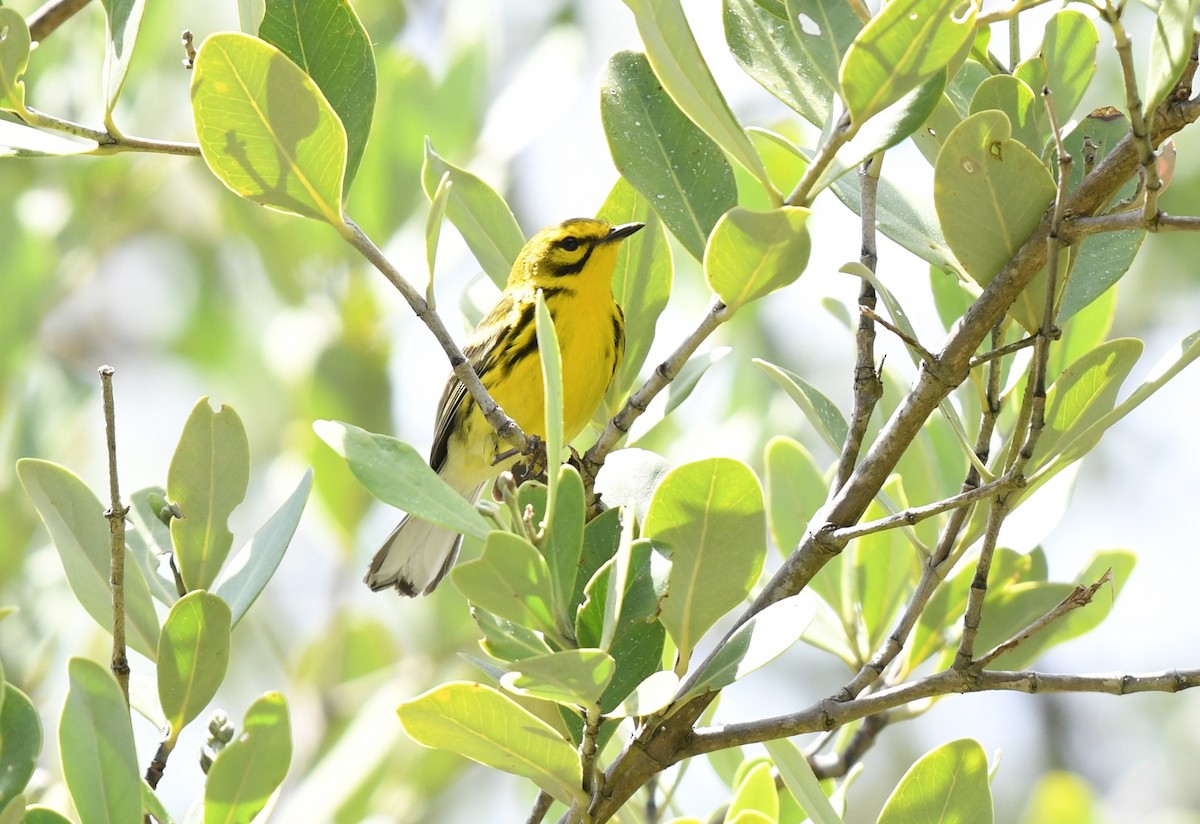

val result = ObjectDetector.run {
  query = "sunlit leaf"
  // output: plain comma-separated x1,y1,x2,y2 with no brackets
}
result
644,458,766,671
99,0,146,121
158,591,231,746
0,8,31,114
205,692,292,824
500,649,616,706
705,206,811,311
765,738,845,824
754,359,848,454
840,0,975,126
1146,0,1200,116
191,32,347,227
398,681,585,806
764,435,827,554
877,739,993,824
169,398,250,593
452,532,558,636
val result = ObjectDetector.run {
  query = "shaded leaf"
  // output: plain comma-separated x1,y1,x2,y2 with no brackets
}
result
99,0,146,120
314,419,490,538
601,51,738,261
60,659,141,824
158,591,232,745
500,649,616,706
1146,0,1200,115
452,532,558,637
258,0,376,191
0,685,40,811
17,459,160,660
214,469,312,625
422,140,524,288
754,359,848,454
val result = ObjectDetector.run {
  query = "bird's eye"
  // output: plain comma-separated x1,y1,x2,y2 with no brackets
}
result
560,236,580,252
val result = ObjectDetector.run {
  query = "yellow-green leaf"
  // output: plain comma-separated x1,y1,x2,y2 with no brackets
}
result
705,206,810,312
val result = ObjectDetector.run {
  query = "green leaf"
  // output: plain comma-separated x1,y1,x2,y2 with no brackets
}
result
1019,771,1097,824
397,681,585,807
169,398,251,593
724,0,861,127
16,459,160,660
422,139,524,288
644,458,767,672
205,692,292,824
830,168,964,278
705,206,811,311
678,594,814,703
0,8,31,114
878,738,993,824
214,469,312,625
765,436,827,554
1041,10,1098,126
621,0,779,201
22,808,74,824
840,0,975,126
969,75,1041,153
60,659,141,824
452,532,558,637
598,177,674,406
258,0,376,193
99,0,145,122
754,359,848,454
543,464,585,630
472,608,554,662
728,761,779,821
0,685,40,811
158,591,232,745
601,51,738,261
1146,0,1200,116
313,419,490,539
238,0,265,32
536,291,566,536
934,110,1056,332
500,649,616,706
574,506,623,615
765,739,844,824
191,32,347,226
126,487,179,607
141,781,175,824
425,171,452,299
1031,339,1142,471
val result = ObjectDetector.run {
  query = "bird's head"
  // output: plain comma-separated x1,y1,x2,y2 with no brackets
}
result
511,218,644,288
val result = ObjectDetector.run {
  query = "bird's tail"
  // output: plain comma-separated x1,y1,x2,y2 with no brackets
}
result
365,484,483,596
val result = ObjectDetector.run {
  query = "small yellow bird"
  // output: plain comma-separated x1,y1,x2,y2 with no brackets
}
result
367,218,644,596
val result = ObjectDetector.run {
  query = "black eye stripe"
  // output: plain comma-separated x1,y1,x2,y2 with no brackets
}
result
559,236,581,252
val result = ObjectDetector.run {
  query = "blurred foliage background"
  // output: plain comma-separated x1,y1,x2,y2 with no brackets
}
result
3,0,1200,821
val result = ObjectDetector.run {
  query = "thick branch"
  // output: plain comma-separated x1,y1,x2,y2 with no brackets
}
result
587,75,1200,824
687,667,1200,755
27,0,92,42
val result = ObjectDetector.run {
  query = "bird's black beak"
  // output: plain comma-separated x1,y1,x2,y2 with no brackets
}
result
604,222,645,242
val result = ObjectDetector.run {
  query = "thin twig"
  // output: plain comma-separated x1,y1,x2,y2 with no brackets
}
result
525,791,554,824
809,713,890,779
343,218,530,455
99,366,130,707
785,112,853,208
26,0,93,42
20,108,201,156
1063,211,1200,241
574,705,603,824
975,569,1114,669
861,307,937,365
831,155,884,495
581,297,731,495
827,473,1016,544
968,333,1040,369
685,666,1200,755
